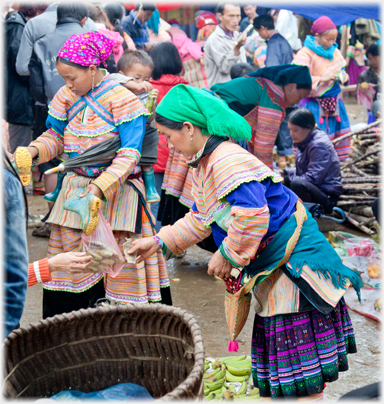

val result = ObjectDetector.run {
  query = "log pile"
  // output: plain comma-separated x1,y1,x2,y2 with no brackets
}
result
334,120,381,235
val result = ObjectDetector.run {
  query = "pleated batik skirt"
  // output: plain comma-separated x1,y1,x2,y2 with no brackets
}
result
251,297,356,399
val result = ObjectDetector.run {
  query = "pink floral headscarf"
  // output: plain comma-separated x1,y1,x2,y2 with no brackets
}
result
57,32,116,67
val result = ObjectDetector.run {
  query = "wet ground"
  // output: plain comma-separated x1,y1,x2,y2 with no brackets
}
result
20,99,381,401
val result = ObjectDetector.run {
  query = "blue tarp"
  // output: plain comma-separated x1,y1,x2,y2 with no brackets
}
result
254,4,381,26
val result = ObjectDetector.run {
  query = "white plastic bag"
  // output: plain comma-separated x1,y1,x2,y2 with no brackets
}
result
80,210,125,278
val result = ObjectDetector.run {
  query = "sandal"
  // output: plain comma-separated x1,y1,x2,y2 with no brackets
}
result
32,223,52,238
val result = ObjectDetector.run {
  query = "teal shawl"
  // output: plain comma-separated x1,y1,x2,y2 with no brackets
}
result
244,208,362,311
304,35,338,61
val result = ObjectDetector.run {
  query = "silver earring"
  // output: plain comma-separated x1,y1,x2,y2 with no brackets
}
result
92,74,95,90
190,134,193,144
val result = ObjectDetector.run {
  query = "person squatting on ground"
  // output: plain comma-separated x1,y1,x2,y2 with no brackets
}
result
129,84,362,401
13,32,171,319
293,15,351,161
283,108,343,214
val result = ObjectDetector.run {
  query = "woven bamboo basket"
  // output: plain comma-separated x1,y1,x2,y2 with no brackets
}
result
3,304,205,400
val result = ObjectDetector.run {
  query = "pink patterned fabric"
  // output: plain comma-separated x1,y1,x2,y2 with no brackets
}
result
57,32,116,67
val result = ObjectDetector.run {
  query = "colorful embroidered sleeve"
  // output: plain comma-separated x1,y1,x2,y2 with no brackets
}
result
219,181,270,268
292,48,321,91
157,209,212,255
211,142,282,202
28,258,51,287
92,86,150,201
123,32,137,51
29,87,68,163
92,116,147,201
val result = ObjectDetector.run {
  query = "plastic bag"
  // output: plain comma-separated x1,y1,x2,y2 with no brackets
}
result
80,210,125,278
36,382,154,401
345,238,376,257
342,255,381,288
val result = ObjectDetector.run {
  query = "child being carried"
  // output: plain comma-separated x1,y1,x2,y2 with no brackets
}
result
111,51,160,203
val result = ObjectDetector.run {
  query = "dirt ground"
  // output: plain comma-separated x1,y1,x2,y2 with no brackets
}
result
20,98,381,401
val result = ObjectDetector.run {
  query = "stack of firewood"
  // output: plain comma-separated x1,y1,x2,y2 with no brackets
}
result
333,120,381,235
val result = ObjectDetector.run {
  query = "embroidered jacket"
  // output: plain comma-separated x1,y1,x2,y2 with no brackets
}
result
158,142,283,268
29,76,151,232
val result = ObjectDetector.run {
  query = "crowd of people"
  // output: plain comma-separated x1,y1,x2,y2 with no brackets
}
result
3,1,381,401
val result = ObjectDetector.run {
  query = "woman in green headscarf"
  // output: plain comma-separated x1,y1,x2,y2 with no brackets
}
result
129,84,362,401
211,64,312,169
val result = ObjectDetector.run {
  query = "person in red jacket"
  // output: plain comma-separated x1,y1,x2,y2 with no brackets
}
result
149,42,189,232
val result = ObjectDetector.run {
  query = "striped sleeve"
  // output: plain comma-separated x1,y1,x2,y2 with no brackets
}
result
220,206,270,268
28,258,51,287
92,117,145,201
292,48,321,91
157,210,212,255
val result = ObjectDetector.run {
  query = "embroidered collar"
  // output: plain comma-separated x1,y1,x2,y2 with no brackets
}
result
187,135,228,168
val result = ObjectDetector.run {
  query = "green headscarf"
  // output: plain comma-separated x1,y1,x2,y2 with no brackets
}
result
155,85,251,141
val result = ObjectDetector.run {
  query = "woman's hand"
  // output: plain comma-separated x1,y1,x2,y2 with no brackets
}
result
320,71,337,82
48,252,92,274
342,72,349,84
199,56,205,66
79,183,103,200
207,250,232,279
128,237,160,263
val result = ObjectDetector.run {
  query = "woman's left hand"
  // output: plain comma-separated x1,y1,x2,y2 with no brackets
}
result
207,250,232,279
80,183,103,200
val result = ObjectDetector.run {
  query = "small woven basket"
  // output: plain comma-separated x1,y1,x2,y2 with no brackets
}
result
3,304,205,400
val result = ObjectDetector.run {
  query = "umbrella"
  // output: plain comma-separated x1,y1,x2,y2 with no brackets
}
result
44,136,121,175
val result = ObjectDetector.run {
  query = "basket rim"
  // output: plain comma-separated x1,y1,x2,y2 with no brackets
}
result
4,303,205,400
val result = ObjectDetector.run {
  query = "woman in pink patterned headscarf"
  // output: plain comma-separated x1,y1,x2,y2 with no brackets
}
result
14,31,171,318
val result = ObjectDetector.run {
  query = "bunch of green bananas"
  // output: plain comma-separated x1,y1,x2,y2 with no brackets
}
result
203,356,261,401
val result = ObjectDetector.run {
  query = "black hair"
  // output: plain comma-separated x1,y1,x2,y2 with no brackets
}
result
151,42,183,80
135,2,156,11
104,2,124,24
230,63,254,79
57,2,88,21
117,50,154,74
366,44,380,58
104,3,128,50
253,14,274,30
56,56,95,70
288,108,316,130
215,3,240,14
296,83,313,90
155,113,184,130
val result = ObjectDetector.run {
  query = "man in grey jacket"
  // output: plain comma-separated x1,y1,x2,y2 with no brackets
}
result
204,3,247,88
26,2,92,238
16,2,96,77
